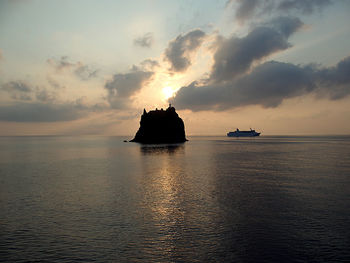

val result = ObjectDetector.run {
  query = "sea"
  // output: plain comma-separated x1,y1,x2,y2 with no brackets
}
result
0,135,349,262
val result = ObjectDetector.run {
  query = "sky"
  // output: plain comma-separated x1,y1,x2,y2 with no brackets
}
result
0,0,349,136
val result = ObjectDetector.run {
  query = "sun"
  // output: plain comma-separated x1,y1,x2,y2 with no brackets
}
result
162,86,175,99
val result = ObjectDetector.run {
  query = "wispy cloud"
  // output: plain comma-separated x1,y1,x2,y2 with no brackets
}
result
0,78,109,122
46,75,65,90
0,102,87,122
140,59,159,70
74,63,99,80
47,56,74,71
35,88,57,103
47,56,99,81
2,81,33,101
1,80,60,103
133,32,154,48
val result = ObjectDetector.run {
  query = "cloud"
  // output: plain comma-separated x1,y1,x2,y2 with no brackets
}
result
2,81,32,92
277,0,332,14
0,49,3,60
228,0,332,24
0,92,110,122
140,59,159,70
46,75,65,89
164,29,206,72
170,56,350,111
134,32,154,48
1,81,33,101
265,16,304,37
35,88,57,102
210,16,303,83
47,56,74,71
0,76,109,123
73,63,99,80
0,102,87,122
314,56,350,100
47,56,99,80
105,67,154,109
232,0,260,23
1,80,60,102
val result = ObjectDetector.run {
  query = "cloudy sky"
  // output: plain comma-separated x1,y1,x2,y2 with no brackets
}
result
0,0,349,135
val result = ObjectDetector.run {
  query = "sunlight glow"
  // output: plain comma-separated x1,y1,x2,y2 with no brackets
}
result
162,86,175,99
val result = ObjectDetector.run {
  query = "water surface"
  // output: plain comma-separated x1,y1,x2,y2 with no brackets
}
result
1,136,349,262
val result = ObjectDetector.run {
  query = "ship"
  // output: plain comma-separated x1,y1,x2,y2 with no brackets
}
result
227,128,260,137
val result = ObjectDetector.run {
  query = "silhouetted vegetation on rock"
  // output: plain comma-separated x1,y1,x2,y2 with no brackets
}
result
130,105,187,144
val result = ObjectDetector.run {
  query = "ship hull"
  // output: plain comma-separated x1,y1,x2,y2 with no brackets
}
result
227,131,260,137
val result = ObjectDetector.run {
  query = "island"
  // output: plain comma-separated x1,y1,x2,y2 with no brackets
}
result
130,104,187,144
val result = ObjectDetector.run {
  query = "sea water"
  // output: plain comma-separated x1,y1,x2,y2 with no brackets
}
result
0,136,349,262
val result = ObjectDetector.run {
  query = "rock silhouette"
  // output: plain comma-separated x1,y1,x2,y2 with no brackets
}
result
130,105,187,144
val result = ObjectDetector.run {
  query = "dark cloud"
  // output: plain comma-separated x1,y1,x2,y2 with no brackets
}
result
0,102,87,122
47,56,99,80
277,0,332,14
228,0,332,23
233,0,260,23
105,68,153,109
164,29,206,72
210,17,303,83
134,32,154,48
314,56,350,100
1,81,33,101
170,56,350,111
265,16,304,37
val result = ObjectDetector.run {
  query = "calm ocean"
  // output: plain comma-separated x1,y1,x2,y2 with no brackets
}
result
0,136,349,262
